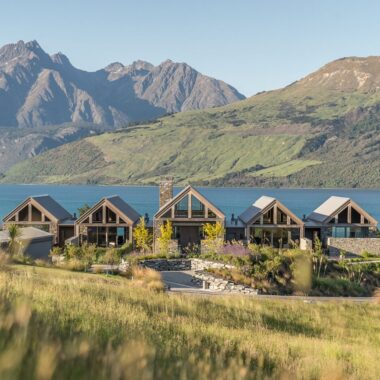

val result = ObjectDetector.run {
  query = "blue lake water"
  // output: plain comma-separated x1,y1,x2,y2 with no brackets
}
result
0,184,379,224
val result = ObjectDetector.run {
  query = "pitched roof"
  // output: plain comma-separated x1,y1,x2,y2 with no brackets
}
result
155,185,225,219
106,196,141,223
76,195,141,224
307,196,377,225
239,196,276,224
2,195,72,223
307,196,349,223
31,195,72,221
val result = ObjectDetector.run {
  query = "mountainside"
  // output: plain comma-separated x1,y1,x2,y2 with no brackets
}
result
0,40,244,128
0,40,244,172
3,56,380,187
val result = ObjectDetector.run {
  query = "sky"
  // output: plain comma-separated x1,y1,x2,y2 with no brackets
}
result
1,0,380,96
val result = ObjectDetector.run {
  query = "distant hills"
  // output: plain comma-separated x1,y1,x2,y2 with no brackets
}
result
3,55,380,187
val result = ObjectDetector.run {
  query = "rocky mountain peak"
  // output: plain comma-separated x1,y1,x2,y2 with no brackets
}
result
51,52,72,67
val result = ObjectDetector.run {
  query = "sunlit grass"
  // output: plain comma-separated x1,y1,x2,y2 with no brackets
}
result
0,265,379,379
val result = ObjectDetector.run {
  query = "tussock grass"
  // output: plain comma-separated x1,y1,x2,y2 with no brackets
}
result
0,265,379,379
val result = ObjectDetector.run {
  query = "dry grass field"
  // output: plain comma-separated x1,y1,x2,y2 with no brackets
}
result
0,264,379,380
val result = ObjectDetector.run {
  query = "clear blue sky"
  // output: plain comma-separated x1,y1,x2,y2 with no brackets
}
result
2,0,380,96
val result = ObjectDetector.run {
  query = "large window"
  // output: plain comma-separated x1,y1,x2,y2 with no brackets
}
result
276,208,287,224
18,206,29,222
92,208,103,223
106,207,117,223
174,196,189,218
191,195,205,217
263,208,274,224
31,205,42,222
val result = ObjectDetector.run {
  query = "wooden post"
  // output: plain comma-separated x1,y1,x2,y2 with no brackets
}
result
129,226,133,243
188,195,192,218
28,204,32,222
348,205,352,224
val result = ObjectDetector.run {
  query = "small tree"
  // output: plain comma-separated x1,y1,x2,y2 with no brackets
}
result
134,217,152,253
312,237,327,278
7,224,21,257
78,203,91,217
202,222,225,254
157,220,173,255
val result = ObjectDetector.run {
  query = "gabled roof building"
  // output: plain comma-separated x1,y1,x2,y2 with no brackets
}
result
75,195,141,247
305,196,378,244
238,196,304,248
2,195,75,245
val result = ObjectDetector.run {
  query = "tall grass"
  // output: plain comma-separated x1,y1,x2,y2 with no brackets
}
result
0,265,379,379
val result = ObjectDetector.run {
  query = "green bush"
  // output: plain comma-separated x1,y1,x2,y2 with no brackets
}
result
311,277,370,297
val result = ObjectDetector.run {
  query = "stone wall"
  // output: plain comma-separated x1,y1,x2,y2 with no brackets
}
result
192,270,258,294
118,258,235,272
327,238,380,256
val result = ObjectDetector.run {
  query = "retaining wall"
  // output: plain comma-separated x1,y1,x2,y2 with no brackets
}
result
119,258,235,272
327,238,380,256
192,271,258,294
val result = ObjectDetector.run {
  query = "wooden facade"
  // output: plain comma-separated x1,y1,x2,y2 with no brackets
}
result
75,196,140,247
2,195,74,245
239,196,304,248
305,197,378,244
154,186,225,250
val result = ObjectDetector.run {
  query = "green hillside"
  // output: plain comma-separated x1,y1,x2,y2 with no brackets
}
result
3,57,380,187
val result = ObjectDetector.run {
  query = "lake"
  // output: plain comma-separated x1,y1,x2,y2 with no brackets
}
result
0,184,379,224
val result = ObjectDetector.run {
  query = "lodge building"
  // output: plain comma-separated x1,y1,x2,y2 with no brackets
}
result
2,178,378,255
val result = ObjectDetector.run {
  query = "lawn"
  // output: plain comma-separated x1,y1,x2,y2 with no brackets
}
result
0,265,379,379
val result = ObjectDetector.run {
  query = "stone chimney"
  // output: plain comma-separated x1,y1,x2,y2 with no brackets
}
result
159,176,173,208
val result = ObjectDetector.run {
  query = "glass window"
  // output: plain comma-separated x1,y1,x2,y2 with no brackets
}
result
277,208,287,224
207,209,216,218
263,208,273,224
351,208,361,223
162,209,172,218
174,196,189,218
18,206,29,222
337,207,348,223
31,205,42,222
92,207,103,223
191,195,205,217
106,207,117,223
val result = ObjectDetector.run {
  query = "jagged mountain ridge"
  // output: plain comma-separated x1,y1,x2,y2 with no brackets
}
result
0,40,245,128
4,54,380,187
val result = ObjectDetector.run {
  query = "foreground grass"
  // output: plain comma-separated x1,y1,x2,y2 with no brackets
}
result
0,265,379,379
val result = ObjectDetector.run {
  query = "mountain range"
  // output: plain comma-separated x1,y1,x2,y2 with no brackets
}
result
3,55,380,187
0,40,244,171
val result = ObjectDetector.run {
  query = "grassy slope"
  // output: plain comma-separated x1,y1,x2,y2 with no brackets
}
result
0,265,379,380
3,59,380,186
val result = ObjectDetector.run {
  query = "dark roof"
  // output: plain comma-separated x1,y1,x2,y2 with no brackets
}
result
2,194,72,223
31,195,72,221
155,185,225,219
106,196,141,223
76,195,141,224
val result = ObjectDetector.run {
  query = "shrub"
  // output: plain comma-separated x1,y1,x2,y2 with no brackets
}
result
311,277,369,297
134,217,153,253
156,220,174,256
